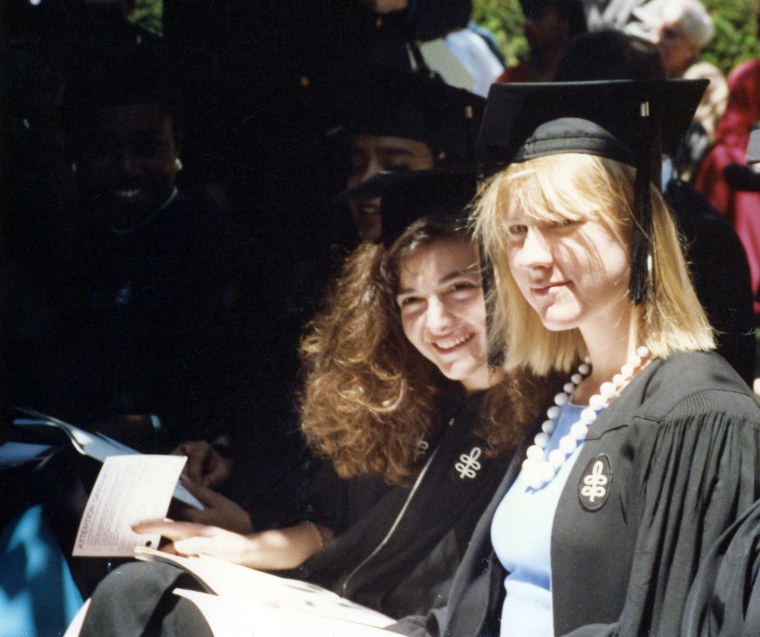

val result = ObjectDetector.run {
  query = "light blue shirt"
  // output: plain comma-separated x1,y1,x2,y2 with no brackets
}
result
491,403,590,637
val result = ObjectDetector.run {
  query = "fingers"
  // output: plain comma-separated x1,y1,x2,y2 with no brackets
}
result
175,441,212,484
179,475,225,506
203,459,232,489
132,518,207,540
172,536,215,557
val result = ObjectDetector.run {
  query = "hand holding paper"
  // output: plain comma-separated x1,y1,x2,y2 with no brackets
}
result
73,455,187,557
132,519,256,563
173,476,253,533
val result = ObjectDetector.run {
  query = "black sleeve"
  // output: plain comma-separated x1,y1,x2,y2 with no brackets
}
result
561,396,760,636
682,496,760,636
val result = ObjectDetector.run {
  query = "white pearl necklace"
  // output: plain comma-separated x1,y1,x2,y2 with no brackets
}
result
522,346,652,490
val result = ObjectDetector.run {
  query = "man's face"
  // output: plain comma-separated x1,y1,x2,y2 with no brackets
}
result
79,102,181,228
346,133,435,241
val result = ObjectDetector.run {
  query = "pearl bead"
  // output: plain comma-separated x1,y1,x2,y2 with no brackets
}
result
534,432,549,448
600,382,616,398
612,373,625,387
589,394,606,409
526,446,543,460
541,419,555,434
571,373,583,384
554,392,569,406
548,449,565,468
571,422,589,438
621,363,634,377
578,363,590,375
559,436,577,453
580,407,597,424
637,345,650,358
563,382,575,394
547,405,561,420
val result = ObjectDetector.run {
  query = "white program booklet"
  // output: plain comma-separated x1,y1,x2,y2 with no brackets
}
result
73,454,187,557
134,547,395,633
173,589,396,637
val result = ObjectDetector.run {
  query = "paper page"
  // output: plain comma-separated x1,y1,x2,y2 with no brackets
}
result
134,548,394,628
173,589,395,637
73,454,186,557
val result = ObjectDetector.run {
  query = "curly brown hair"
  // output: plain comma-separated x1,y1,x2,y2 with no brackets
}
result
298,217,551,485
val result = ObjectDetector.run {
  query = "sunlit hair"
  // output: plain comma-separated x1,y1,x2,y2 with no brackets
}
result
472,153,715,376
299,216,548,485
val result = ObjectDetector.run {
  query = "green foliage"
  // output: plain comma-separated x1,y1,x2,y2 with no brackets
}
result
130,0,163,36
472,0,529,66
473,0,760,76
702,0,760,75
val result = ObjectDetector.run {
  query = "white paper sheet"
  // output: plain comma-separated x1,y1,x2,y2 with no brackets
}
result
73,454,186,557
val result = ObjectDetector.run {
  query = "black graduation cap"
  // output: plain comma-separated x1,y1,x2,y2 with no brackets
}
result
67,44,182,120
336,167,478,247
477,79,707,304
340,69,485,166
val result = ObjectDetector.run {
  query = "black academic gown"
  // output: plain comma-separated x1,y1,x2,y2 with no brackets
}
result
683,491,760,636
391,351,760,637
290,392,511,619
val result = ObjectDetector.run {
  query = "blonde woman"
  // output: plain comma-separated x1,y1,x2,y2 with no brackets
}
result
390,81,760,637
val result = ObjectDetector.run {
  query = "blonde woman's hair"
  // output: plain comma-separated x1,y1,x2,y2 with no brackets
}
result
298,217,549,485
472,153,715,376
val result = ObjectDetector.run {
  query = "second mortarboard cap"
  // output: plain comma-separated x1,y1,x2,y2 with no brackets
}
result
477,79,707,303
340,69,485,167
336,167,478,247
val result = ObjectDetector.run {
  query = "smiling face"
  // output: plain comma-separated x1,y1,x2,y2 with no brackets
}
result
347,134,435,241
395,237,491,393
79,102,181,228
504,202,632,336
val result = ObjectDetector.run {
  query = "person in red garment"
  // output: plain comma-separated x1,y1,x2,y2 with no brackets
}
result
695,12,760,313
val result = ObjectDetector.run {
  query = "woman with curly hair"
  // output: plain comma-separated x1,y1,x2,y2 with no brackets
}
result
73,175,548,636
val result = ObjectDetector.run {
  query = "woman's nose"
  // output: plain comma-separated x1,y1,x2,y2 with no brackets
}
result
515,230,553,268
425,296,454,333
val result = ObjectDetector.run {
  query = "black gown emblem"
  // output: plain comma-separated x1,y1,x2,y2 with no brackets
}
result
578,454,612,511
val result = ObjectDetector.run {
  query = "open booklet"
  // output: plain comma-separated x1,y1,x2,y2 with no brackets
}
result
11,406,203,509
134,547,397,636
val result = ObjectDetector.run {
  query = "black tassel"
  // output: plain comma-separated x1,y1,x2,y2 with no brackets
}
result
628,101,656,305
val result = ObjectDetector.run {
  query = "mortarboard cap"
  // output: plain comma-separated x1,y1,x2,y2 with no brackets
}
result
66,44,182,120
340,69,485,166
477,79,707,304
336,167,478,247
